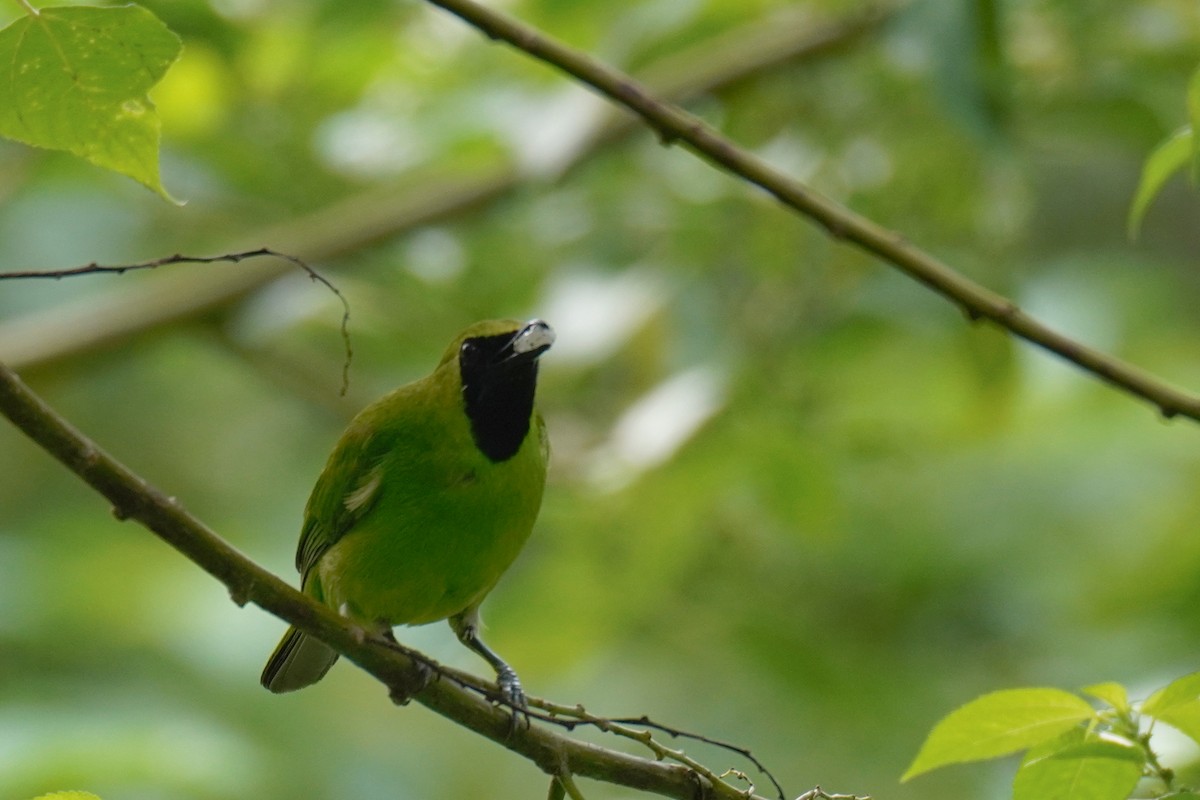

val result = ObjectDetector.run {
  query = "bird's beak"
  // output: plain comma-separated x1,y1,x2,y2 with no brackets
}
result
502,319,555,364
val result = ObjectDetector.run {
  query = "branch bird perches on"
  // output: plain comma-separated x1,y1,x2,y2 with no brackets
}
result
0,360,788,800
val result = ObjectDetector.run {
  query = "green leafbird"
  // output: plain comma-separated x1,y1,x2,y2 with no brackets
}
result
261,318,555,705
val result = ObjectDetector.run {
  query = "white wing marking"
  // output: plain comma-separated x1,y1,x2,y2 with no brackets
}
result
344,465,383,514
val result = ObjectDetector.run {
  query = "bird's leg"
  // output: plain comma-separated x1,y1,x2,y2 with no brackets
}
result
449,608,527,729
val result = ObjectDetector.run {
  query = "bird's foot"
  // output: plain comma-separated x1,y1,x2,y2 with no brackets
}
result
448,611,529,734
495,665,529,736
496,664,526,708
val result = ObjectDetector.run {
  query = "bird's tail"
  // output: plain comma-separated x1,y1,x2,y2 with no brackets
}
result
260,626,339,693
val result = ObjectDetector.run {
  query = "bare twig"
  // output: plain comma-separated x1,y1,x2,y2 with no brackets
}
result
795,787,872,800
380,655,789,798
0,359,777,800
0,249,355,395
525,698,788,800
554,767,588,800
612,715,785,800
717,768,755,798
422,0,1200,423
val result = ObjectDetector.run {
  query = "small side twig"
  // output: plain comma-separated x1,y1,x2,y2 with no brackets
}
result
530,698,787,800
0,249,353,395
613,715,784,800
554,764,588,800
795,786,872,800
717,768,755,798
399,659,787,800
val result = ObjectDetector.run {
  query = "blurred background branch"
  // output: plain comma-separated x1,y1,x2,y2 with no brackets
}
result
0,3,893,375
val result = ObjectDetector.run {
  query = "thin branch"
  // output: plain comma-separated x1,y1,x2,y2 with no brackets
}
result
551,3,901,172
612,715,786,800
375,654,791,799
521,698,787,800
717,769,755,798
795,787,872,800
560,709,779,800
422,0,1200,424
0,359,776,800
0,5,895,373
0,249,354,395
555,767,588,800
0,170,511,372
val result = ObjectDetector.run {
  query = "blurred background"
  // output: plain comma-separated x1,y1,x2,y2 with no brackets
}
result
2,0,1200,798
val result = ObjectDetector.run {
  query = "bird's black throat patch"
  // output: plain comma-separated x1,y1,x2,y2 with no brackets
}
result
459,333,539,463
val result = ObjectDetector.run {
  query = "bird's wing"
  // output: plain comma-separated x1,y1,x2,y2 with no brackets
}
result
294,421,390,580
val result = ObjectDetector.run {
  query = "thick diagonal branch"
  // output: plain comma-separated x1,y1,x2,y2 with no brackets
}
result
423,0,1200,423
0,360,770,800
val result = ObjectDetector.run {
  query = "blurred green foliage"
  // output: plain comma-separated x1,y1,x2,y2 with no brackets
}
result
2,1,1200,799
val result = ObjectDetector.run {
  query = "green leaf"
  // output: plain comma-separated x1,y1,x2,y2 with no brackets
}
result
1013,730,1143,800
902,688,1096,781
1145,671,1200,712
1188,66,1200,182
1128,126,1193,240
1082,682,1129,714
31,793,103,800
1051,737,1144,763
1143,671,1200,746
0,4,182,200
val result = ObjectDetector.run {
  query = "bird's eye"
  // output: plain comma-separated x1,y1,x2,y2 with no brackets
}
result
460,340,476,358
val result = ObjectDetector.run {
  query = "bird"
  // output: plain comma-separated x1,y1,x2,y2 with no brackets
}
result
261,318,555,707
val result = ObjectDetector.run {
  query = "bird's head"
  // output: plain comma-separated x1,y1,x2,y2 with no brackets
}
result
442,319,554,462
439,319,555,373
458,318,555,375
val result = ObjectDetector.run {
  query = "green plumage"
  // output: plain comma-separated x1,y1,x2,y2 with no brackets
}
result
262,319,552,695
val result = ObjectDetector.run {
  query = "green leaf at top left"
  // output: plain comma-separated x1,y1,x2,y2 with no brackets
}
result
0,4,182,201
